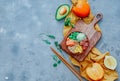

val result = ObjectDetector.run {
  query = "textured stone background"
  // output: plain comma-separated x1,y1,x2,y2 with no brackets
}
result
0,0,119,81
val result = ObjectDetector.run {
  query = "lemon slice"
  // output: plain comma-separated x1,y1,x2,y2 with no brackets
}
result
104,56,117,70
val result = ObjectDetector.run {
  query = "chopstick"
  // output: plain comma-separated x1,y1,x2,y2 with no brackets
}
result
50,47,83,81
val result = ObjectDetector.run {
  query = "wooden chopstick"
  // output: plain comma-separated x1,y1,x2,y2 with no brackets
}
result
50,47,83,81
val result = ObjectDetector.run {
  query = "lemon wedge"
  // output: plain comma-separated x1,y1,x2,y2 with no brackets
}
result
104,56,117,70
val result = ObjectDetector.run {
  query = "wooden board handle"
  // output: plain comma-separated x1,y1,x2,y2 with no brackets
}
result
91,13,103,26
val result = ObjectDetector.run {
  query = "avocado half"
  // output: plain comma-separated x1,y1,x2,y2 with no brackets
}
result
55,4,70,21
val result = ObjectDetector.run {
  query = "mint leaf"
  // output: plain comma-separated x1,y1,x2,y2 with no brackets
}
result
53,63,57,67
42,40,51,45
64,18,75,28
57,60,61,64
52,55,58,62
47,35,56,39
54,41,62,53
64,18,71,26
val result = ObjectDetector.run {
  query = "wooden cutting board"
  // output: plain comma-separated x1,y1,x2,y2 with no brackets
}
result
60,13,103,62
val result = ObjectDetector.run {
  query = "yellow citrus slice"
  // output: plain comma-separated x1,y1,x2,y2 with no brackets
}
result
104,56,117,70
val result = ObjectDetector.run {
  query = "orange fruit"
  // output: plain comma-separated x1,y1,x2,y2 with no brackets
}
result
86,63,104,81
72,2,90,18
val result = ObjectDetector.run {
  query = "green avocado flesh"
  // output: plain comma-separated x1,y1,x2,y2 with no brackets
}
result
55,4,70,21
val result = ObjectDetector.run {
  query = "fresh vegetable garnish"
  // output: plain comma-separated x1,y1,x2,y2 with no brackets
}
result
86,63,104,81
72,2,90,18
64,18,75,28
55,4,70,21
68,32,79,40
104,56,117,70
64,18,71,26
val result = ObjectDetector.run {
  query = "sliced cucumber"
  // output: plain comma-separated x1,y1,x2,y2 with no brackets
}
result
55,4,70,21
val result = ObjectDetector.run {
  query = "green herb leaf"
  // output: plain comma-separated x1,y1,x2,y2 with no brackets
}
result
57,60,61,64
53,63,57,67
47,35,56,39
64,18,75,28
42,40,51,45
64,18,71,26
54,41,59,48
54,41,62,53
52,55,58,62
52,55,61,65
66,17,71,21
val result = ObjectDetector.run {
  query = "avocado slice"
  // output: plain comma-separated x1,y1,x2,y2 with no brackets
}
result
55,4,70,21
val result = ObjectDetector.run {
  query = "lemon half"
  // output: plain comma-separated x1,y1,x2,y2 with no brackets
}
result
104,56,117,70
